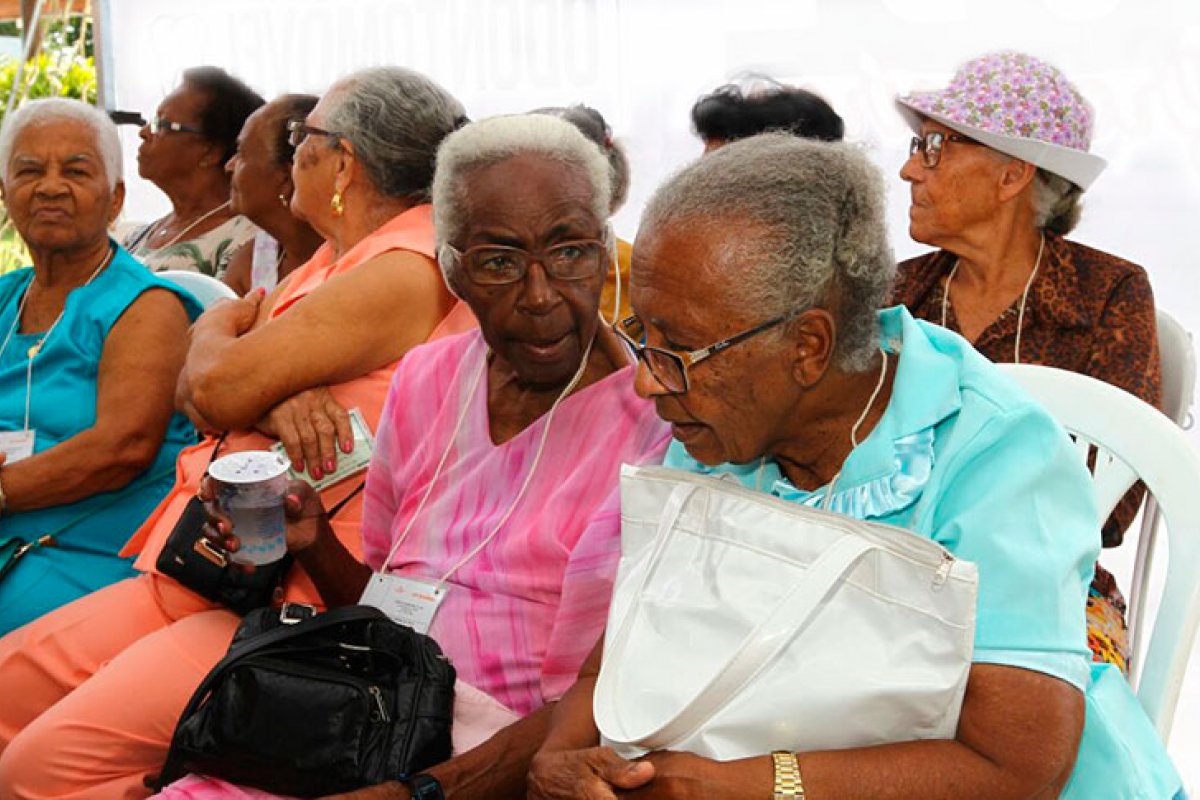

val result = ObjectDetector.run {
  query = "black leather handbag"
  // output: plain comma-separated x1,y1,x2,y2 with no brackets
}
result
157,604,456,797
155,495,295,616
155,435,361,616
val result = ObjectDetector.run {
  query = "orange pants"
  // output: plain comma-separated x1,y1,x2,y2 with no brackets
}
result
0,573,238,800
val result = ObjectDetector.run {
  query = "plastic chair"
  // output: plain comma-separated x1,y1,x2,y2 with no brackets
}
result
999,363,1200,742
1127,311,1198,678
157,269,238,310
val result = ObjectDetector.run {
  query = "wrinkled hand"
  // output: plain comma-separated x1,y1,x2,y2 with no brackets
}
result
257,387,353,481
197,477,330,561
197,287,265,337
281,479,331,553
528,747,654,800
197,475,250,571
619,751,747,800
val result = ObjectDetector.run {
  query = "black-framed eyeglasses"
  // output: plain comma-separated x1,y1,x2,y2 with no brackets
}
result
613,310,801,394
147,116,203,136
908,131,982,168
287,119,342,149
440,239,606,286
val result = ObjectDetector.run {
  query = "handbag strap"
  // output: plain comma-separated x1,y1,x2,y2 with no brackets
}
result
157,604,389,789
598,480,876,749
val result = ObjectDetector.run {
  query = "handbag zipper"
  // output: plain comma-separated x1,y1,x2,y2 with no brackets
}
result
247,656,393,727
369,685,391,723
627,465,961,576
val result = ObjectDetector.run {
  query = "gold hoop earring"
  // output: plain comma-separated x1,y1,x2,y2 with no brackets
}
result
330,191,344,217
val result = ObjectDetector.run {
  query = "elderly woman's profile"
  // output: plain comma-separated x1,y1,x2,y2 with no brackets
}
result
0,66,473,798
528,134,1181,799
122,66,264,277
891,51,1161,680
0,98,201,635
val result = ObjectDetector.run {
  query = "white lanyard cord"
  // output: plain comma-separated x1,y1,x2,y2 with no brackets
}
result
381,333,597,587
939,233,1045,365
0,246,114,431
821,347,889,512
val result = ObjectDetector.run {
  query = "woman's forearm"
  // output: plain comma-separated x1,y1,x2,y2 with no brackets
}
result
293,522,373,607
184,321,265,430
540,639,604,752
1,425,164,512
793,737,1072,800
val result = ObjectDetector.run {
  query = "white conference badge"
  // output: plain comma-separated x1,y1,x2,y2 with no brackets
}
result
0,430,35,463
359,573,449,635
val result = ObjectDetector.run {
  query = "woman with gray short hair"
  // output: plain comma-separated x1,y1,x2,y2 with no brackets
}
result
529,133,1180,800
0,98,201,635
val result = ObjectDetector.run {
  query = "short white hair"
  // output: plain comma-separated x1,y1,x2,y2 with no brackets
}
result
0,98,122,189
431,114,611,261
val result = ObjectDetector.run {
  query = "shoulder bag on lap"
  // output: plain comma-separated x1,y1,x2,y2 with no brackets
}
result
595,465,979,760
157,603,456,796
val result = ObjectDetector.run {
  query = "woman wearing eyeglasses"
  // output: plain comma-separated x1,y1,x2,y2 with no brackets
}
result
0,66,474,799
528,134,1180,800
891,51,1161,678
152,112,668,800
121,67,263,277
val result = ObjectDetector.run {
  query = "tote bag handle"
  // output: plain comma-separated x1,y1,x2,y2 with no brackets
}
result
598,480,876,749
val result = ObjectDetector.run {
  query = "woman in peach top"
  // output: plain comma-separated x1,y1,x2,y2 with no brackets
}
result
0,66,472,800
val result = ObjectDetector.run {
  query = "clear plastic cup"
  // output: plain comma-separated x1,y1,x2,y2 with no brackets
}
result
208,451,290,566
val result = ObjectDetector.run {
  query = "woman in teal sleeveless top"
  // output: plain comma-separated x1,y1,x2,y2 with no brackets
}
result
0,98,203,635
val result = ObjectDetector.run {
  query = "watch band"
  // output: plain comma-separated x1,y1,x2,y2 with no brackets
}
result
772,750,805,799
403,773,445,800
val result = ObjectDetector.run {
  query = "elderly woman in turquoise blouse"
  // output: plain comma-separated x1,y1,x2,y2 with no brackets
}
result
0,99,201,635
528,135,1181,799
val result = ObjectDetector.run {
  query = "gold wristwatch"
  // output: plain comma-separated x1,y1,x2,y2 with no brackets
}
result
772,750,805,799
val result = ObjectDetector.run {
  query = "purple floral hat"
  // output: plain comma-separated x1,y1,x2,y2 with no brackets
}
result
896,51,1106,190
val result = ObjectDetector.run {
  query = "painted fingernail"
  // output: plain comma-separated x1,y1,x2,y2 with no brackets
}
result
324,457,335,472
342,439,353,453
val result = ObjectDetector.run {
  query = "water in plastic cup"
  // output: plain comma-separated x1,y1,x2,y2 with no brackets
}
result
208,451,290,566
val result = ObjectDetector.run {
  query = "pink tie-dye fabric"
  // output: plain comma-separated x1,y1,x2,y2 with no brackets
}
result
362,330,669,716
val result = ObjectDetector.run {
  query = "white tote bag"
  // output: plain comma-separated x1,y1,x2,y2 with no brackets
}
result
595,465,978,760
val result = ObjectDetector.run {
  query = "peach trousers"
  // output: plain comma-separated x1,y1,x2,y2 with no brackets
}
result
0,573,237,799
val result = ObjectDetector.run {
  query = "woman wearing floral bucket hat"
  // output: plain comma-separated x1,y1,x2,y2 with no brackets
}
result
893,51,1178,799
893,50,1157,676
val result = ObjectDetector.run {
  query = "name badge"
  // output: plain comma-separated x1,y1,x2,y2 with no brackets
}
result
359,573,448,635
0,430,35,464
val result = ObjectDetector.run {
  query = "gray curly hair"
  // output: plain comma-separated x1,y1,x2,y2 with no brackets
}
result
0,98,122,190
1032,168,1083,235
431,114,612,276
323,66,465,202
641,134,895,373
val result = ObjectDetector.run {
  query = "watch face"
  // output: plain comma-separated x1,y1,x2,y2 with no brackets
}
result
407,774,444,800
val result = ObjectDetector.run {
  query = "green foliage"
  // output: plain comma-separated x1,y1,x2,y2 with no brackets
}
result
0,53,98,127
0,14,98,273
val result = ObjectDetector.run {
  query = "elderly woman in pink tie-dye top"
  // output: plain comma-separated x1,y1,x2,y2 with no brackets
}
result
158,113,669,800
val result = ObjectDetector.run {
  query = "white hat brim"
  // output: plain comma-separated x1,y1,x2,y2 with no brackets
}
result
896,97,1106,191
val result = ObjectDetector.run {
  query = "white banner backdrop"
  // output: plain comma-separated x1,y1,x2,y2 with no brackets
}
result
106,1,1200,787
